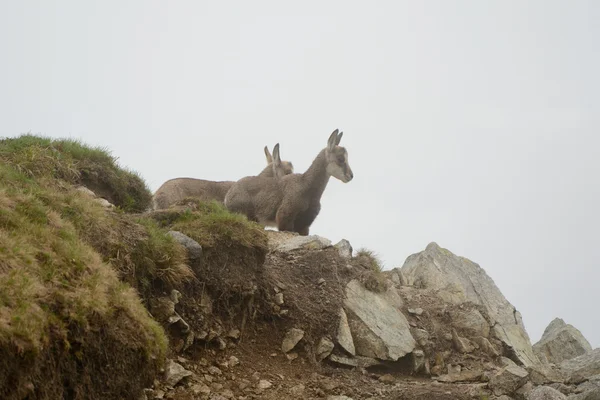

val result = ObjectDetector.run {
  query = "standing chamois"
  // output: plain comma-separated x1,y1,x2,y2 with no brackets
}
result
152,145,294,210
224,129,353,235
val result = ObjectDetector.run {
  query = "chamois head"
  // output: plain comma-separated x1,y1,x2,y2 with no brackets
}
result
325,129,353,183
270,143,288,179
264,145,294,176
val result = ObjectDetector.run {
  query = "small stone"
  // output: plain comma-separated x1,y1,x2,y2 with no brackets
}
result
281,328,304,353
166,231,202,261
334,239,353,259
528,386,567,400
451,328,475,353
412,350,426,373
275,293,284,305
378,374,395,384
154,389,165,399
204,374,213,383
191,383,211,395
210,382,224,391
251,372,261,381
257,380,272,389
290,384,305,396
220,389,234,399
489,364,529,396
408,308,424,316
448,364,462,375
164,360,193,387
316,337,335,361
228,356,240,367
226,329,241,340
318,278,326,285
214,337,227,350
208,366,222,376
327,397,354,400
286,352,299,361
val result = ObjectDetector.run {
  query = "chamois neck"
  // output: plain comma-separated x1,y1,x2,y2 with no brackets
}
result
302,149,330,198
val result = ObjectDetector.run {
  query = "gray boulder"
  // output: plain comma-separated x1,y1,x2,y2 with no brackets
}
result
560,349,600,381
164,359,193,387
400,242,541,368
533,318,592,365
275,235,331,252
488,364,529,396
334,239,353,259
337,308,356,356
527,386,566,400
344,279,416,361
167,231,203,261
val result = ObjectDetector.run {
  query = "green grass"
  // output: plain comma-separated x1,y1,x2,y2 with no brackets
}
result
356,247,384,272
0,135,168,398
166,199,268,251
0,134,152,212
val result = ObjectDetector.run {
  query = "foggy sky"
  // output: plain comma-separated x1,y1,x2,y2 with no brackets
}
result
1,1,598,348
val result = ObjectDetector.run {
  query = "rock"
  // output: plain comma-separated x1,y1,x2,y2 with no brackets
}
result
474,336,500,357
343,279,416,361
208,366,222,376
488,364,529,396
412,328,430,347
226,329,240,340
281,328,304,353
334,239,353,259
527,386,567,400
328,354,382,368
220,389,234,399
274,293,284,305
451,328,475,353
75,186,96,197
561,349,600,380
515,380,534,398
191,383,211,395
275,235,332,252
569,389,600,400
316,337,335,361
408,307,424,316
167,231,203,261
94,197,115,208
164,360,193,387
286,352,298,361
533,318,593,365
257,380,272,389
289,384,305,396
318,278,326,285
412,350,426,373
228,356,239,367
400,242,541,368
327,396,354,400
337,308,356,356
379,374,395,384
450,307,490,338
437,369,483,383
448,364,462,375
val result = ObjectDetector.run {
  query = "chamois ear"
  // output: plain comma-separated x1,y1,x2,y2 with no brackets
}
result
336,131,343,145
327,129,339,150
264,146,273,163
272,143,281,166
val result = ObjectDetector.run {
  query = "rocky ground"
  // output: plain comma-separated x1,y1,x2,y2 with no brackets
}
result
142,229,600,400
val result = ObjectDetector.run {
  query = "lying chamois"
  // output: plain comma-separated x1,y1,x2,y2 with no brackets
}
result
224,129,353,235
152,145,294,210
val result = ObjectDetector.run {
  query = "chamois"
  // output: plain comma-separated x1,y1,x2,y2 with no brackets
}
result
152,145,294,210
224,129,353,235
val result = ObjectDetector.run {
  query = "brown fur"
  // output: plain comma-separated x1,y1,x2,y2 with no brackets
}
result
152,146,293,210
224,129,353,235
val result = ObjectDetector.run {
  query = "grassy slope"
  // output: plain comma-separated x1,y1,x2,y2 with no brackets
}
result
0,135,174,399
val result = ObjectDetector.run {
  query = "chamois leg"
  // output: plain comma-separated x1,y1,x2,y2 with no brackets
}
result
294,202,321,236
276,206,297,233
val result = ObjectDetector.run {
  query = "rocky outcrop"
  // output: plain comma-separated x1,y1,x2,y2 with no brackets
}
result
399,242,540,368
343,279,416,361
274,235,332,252
533,318,592,365
560,349,600,380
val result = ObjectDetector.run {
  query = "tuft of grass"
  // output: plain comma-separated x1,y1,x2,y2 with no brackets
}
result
168,199,268,250
356,247,384,272
0,134,152,212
